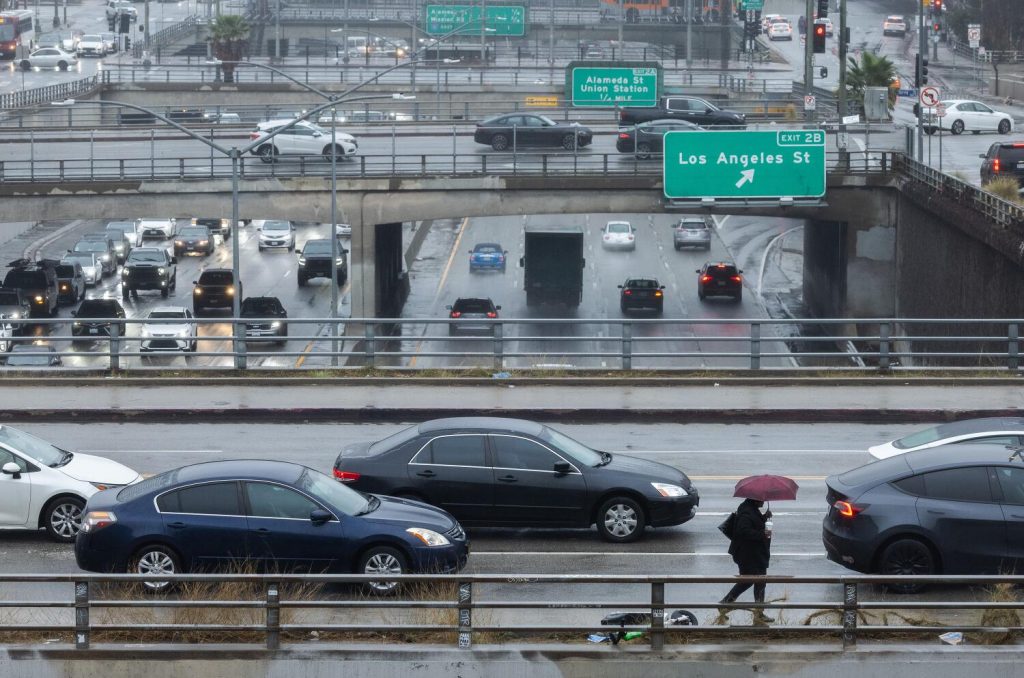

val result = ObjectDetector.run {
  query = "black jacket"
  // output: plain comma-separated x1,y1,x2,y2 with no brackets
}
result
727,499,771,569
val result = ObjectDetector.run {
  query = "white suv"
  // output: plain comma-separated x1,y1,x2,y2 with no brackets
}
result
105,0,137,21
76,34,107,57
136,218,177,240
248,119,357,163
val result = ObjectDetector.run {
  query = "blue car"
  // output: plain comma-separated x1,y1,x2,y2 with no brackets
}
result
468,242,508,273
75,460,469,593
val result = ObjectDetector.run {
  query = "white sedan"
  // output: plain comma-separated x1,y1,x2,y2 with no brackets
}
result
602,221,636,250
767,21,793,40
868,417,1024,460
0,425,140,542
20,47,79,71
924,100,1015,136
140,306,197,352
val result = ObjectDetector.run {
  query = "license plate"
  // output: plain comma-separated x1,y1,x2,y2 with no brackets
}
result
89,328,99,334
717,281,726,287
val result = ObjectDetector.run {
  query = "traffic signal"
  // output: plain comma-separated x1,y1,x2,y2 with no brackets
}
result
933,0,942,13
118,12,129,33
817,0,828,18
124,36,130,50
813,21,826,53
915,53,929,86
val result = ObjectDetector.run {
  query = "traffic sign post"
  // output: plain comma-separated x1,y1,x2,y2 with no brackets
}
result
423,5,527,36
919,86,940,107
968,24,981,49
566,62,661,107
663,130,826,200
804,94,816,111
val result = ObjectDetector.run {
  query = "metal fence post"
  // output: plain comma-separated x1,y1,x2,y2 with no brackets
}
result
622,322,632,371
493,322,504,370
1009,323,1019,371
458,580,472,649
364,322,375,367
750,321,761,370
650,581,665,651
74,581,90,649
879,322,891,370
842,582,858,649
109,322,120,373
236,321,247,370
266,581,280,650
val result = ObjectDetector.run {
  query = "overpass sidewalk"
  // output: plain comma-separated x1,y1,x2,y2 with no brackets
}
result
0,379,1021,422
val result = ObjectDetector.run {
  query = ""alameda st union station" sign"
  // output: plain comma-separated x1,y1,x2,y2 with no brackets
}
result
566,62,662,107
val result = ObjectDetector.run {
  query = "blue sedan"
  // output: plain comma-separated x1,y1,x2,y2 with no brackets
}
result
75,460,469,593
468,243,508,273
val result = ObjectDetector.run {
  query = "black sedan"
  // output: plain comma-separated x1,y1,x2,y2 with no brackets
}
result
332,417,699,543
76,460,469,593
619,277,665,314
823,444,1024,591
616,119,700,159
474,113,592,151
241,296,288,344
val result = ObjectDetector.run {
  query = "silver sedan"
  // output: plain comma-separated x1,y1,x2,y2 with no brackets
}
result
20,48,79,71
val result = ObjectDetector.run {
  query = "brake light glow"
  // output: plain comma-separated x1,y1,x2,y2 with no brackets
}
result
618,132,630,139
486,311,497,318
249,132,261,140
993,158,1001,173
450,311,462,318
730,275,742,282
716,263,727,269
623,289,632,295
81,511,117,533
333,468,361,482
833,500,862,517
654,290,663,297
1012,144,1024,148
700,275,712,283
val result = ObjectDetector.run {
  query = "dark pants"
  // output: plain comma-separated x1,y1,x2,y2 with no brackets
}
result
721,560,767,603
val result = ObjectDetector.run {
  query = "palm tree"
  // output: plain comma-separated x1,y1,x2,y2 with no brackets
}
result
844,51,897,112
209,15,249,84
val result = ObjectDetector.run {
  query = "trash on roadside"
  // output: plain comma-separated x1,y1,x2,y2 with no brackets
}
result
491,372,511,379
939,631,964,645
587,634,610,643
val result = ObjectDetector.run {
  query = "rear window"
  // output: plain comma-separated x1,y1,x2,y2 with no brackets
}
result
474,244,501,253
453,299,494,313
838,455,911,488
626,279,659,289
996,146,1024,163
679,220,707,229
4,270,46,288
705,265,738,277
199,271,234,285
55,265,75,277
607,223,631,233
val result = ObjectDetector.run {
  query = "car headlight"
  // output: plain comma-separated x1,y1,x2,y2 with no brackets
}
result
335,258,345,265
174,240,184,246
651,482,687,498
221,219,229,227
73,321,81,327
9,312,19,319
199,240,209,246
297,256,306,265
226,287,234,295
271,321,281,328
101,254,110,261
175,328,190,337
157,268,165,275
34,295,43,303
122,269,129,276
406,527,450,547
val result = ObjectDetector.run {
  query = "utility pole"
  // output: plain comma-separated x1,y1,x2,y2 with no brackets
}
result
617,0,623,55
274,0,280,60
480,0,485,61
804,0,814,121
548,0,554,67
719,0,732,73
916,1,925,161
838,0,847,116
685,0,692,69
143,0,150,50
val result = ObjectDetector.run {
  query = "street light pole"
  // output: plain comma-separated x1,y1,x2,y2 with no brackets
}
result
274,0,280,60
685,0,692,69
329,103,340,366
804,0,814,122
479,0,485,62
838,0,848,117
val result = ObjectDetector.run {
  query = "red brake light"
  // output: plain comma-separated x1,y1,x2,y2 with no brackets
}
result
730,275,742,282
486,311,497,318
700,275,712,283
450,311,462,318
993,158,1001,173
833,500,862,517
249,132,260,140
716,263,726,269
1012,144,1024,148
333,468,360,483
618,132,630,139
623,289,632,295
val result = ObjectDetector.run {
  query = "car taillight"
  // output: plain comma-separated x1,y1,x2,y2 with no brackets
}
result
730,275,742,282
833,500,862,518
450,311,462,318
700,275,712,283
81,510,117,533
993,158,1001,173
618,132,630,139
623,289,632,295
654,290,662,297
249,132,260,140
486,311,497,318
333,468,360,483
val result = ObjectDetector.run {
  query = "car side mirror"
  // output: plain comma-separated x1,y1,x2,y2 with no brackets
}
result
695,269,700,273
519,257,525,267
660,285,666,289
503,250,509,255
192,280,198,285
256,226,262,231
553,461,571,475
617,284,623,289
170,256,178,264
468,250,473,253
738,269,744,274
310,508,332,525
2,462,21,478
979,153,988,159
445,305,453,310
495,305,501,310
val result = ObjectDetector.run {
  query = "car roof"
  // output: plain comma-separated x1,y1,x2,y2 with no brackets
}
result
836,442,1024,492
258,119,313,128
130,247,165,254
453,297,494,303
922,417,1024,437
151,460,306,486
418,417,545,436
200,267,232,273
474,242,503,249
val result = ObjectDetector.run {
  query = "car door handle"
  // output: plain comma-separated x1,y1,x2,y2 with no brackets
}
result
167,522,187,529
250,528,271,534
497,475,518,483
416,470,436,478
926,509,946,515
1011,514,1024,520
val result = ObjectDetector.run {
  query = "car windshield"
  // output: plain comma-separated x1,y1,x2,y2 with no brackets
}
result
178,228,207,238
200,271,234,285
104,229,124,239
149,310,185,319
108,222,134,231
0,425,68,467
607,223,631,233
537,115,556,126
128,250,165,263
77,302,117,316
242,298,281,314
295,467,369,516
263,221,290,232
74,242,107,253
64,254,94,266
303,240,332,254
541,427,604,467
81,34,101,41
475,244,501,253
55,265,75,277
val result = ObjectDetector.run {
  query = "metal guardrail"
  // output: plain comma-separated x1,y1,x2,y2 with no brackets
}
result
0,316,1021,372
0,76,100,111
4,572,1024,651
133,15,201,59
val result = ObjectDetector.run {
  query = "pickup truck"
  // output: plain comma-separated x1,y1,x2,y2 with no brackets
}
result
618,95,746,128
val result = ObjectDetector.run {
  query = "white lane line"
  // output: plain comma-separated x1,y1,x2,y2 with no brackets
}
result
473,551,826,557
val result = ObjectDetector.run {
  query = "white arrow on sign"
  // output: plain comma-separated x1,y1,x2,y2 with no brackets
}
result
735,169,755,188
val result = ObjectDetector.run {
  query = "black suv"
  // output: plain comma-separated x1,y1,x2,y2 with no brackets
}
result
447,297,500,336
193,269,241,316
980,142,1024,187
696,262,743,302
55,262,86,305
0,287,32,332
3,259,59,317
297,238,348,286
122,247,177,299
619,277,665,314
71,298,127,339
240,296,288,344
174,225,215,257
191,217,232,240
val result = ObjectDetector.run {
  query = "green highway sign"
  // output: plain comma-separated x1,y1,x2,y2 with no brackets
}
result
662,130,826,200
742,0,765,10
423,5,527,37
567,63,661,107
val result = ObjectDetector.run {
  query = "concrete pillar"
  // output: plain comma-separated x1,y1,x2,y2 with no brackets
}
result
349,210,375,320
374,222,406,320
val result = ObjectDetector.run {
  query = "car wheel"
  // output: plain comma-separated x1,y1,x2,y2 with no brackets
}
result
258,245,265,252
161,287,169,298
561,133,578,150
878,538,935,593
698,289,706,300
490,134,509,151
130,545,181,592
19,59,30,71
923,126,936,135
190,339,197,352
57,61,68,71
950,119,965,135
636,142,652,160
597,496,645,543
358,546,408,595
999,119,1012,134
257,145,277,163
297,275,306,287
44,496,85,542
322,144,345,161
735,289,743,302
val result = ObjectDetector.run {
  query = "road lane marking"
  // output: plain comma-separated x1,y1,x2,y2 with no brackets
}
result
431,216,469,307
295,280,351,368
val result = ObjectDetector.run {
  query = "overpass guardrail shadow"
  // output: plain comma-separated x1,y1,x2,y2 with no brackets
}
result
1,317,1023,372
3,572,1024,650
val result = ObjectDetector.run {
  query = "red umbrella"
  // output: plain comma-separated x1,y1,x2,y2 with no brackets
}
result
733,475,799,501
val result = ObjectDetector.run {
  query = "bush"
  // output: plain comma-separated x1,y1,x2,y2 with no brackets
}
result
982,176,1022,204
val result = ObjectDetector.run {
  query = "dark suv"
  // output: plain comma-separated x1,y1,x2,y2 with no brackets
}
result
980,142,1024,187
447,297,500,336
193,269,241,316
696,262,743,302
823,444,1024,590
121,247,177,299
297,238,347,286
3,259,59,317
241,296,288,344
71,298,127,339
619,277,665,314
191,217,232,240
0,287,32,332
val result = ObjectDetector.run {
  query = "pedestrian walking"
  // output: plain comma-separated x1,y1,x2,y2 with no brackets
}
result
718,498,774,624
